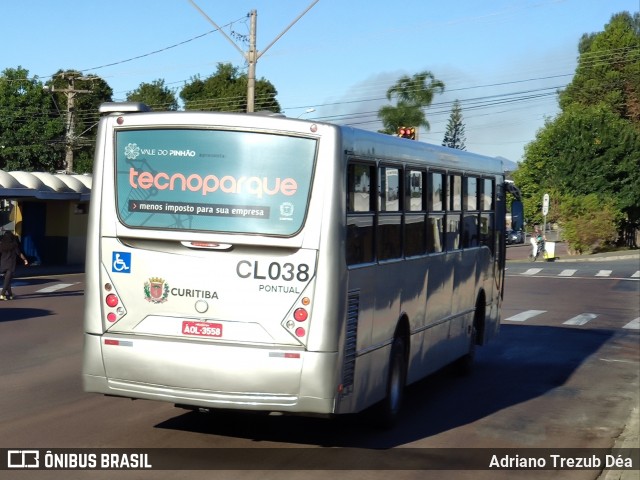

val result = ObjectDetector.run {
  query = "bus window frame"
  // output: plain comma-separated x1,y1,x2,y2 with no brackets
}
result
347,160,377,266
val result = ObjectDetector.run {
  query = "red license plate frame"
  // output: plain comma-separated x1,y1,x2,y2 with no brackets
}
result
182,321,223,337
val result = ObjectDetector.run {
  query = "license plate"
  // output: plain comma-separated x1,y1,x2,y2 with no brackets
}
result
182,321,223,337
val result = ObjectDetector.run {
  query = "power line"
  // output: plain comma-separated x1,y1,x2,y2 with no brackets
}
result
64,16,249,78
1,45,637,134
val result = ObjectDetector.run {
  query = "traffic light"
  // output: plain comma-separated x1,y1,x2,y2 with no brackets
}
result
398,126,416,140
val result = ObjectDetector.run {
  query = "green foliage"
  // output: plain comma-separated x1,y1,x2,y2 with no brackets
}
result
127,79,178,111
516,12,640,247
1,60,287,174
516,105,640,224
180,63,281,113
378,71,445,135
0,67,65,171
378,102,424,134
559,12,640,123
559,194,623,254
442,99,466,150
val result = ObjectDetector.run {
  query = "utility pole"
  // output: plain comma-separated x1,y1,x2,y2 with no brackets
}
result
46,73,92,173
247,10,257,113
188,0,319,113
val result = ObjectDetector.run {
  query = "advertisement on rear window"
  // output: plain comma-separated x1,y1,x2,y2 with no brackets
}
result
115,129,316,235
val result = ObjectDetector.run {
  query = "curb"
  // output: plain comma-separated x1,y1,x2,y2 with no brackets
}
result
556,252,640,263
598,405,640,480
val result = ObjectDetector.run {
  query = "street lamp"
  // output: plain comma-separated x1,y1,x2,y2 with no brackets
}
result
297,108,315,118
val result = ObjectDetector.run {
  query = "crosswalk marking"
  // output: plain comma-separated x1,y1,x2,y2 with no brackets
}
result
505,310,547,322
558,269,577,277
508,268,639,279
36,283,75,293
506,311,637,329
595,270,612,277
521,268,543,276
624,318,640,330
563,313,598,326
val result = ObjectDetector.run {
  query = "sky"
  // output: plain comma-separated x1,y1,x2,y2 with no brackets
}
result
1,0,637,163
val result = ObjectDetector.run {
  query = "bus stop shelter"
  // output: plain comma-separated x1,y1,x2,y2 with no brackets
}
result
0,171,92,265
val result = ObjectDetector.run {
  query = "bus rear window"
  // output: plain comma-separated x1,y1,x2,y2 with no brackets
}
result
115,129,316,236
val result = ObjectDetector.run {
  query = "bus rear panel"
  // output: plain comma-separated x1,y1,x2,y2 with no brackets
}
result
83,110,343,414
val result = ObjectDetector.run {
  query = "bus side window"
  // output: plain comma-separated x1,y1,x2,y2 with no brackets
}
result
377,166,402,261
480,178,495,252
446,174,462,251
405,169,426,257
462,176,480,248
427,172,445,253
347,163,375,265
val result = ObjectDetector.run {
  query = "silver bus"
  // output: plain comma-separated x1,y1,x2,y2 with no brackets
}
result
83,102,515,426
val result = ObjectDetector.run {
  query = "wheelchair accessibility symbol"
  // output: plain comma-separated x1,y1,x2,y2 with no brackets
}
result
112,252,131,273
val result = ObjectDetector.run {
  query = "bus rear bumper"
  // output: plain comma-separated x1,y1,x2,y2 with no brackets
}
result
82,333,338,415
83,374,335,414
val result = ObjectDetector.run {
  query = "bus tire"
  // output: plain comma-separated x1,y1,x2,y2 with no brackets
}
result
456,324,477,375
377,334,407,429
456,296,483,375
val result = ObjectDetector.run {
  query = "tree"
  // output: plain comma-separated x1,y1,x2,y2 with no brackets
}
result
180,63,281,113
442,99,466,150
515,12,640,247
127,79,178,111
0,67,65,172
559,194,623,254
559,12,640,124
378,71,445,135
515,105,639,227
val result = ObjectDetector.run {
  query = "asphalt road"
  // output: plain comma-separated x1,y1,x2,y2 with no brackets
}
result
0,259,638,480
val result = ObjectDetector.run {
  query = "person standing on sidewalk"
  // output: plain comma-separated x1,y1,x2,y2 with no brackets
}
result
0,231,29,300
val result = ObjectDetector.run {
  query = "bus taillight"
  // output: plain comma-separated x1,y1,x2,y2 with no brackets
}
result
106,294,119,308
282,297,312,344
103,284,126,324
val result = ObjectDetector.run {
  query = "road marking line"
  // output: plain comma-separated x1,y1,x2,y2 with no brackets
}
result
623,318,640,330
563,313,598,326
632,271,640,278
600,358,638,364
521,268,543,276
36,283,75,293
595,270,612,277
558,269,577,277
505,310,547,322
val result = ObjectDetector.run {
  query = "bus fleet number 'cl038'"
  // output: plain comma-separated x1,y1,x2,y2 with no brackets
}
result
236,260,310,282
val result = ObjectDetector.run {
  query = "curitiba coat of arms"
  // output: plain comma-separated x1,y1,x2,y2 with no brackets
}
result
144,277,169,304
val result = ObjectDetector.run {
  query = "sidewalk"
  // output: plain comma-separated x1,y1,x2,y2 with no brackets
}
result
598,405,640,480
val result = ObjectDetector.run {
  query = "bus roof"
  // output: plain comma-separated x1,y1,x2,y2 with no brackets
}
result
338,125,504,176
98,103,504,176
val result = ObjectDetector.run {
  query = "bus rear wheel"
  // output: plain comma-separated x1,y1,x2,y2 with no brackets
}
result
456,296,483,375
377,335,407,429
